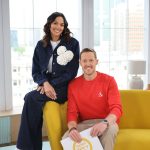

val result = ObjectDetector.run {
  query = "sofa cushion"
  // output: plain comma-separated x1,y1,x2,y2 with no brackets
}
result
114,129,150,150
119,90,150,129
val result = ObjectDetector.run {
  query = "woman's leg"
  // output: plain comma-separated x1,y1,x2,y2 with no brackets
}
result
17,90,48,150
60,102,68,136
43,101,63,150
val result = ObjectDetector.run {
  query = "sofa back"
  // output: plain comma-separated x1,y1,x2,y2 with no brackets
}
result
119,90,150,129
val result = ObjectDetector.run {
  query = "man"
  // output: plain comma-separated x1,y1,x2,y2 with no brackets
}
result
63,48,123,150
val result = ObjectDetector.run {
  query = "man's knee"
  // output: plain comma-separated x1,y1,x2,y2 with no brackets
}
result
100,123,119,150
107,123,119,136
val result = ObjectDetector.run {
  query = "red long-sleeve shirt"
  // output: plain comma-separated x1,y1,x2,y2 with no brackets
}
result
67,72,122,123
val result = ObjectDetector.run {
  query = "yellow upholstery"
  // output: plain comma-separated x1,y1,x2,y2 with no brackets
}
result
44,90,150,150
114,129,150,150
114,90,150,150
43,101,67,150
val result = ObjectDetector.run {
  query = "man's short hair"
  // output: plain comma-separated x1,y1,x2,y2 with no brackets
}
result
80,48,97,59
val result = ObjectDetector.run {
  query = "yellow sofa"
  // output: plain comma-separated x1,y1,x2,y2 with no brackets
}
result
43,90,150,150
114,90,150,150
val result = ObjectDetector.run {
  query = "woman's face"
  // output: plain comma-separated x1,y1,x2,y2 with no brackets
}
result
50,16,65,41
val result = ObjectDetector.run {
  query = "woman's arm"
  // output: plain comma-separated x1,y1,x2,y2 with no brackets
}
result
32,41,48,85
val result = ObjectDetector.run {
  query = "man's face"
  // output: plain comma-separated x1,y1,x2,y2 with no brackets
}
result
80,52,98,76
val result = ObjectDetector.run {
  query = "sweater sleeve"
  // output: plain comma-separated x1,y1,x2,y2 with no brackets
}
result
67,83,78,123
107,77,123,121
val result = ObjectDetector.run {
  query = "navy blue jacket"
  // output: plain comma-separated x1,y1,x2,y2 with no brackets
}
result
32,37,80,103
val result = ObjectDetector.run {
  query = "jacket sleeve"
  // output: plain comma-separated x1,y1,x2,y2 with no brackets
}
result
32,42,48,85
50,40,80,87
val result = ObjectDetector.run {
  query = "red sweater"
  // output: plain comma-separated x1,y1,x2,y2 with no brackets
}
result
67,72,122,123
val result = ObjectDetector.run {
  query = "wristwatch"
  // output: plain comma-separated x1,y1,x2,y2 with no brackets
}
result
69,127,77,133
101,119,109,127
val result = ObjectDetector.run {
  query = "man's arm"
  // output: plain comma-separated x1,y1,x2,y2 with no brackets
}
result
91,77,122,137
68,121,77,131
90,114,117,137
105,113,117,125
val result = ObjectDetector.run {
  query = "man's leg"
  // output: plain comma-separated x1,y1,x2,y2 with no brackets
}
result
62,119,118,150
99,123,119,150
17,90,48,150
62,119,101,139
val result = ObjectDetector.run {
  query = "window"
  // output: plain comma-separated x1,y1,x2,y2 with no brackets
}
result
9,0,81,107
0,0,149,111
94,0,146,89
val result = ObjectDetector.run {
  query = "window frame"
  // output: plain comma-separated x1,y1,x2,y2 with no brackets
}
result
0,0,150,111
145,0,150,84
0,0,12,111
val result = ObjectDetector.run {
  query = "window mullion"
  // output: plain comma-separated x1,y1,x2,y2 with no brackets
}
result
144,0,150,86
1,0,12,111
82,0,94,49
0,0,6,111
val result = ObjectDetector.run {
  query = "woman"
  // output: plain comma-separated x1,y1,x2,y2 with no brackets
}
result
16,12,80,150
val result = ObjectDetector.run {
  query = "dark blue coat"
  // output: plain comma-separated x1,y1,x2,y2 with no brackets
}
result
32,37,80,103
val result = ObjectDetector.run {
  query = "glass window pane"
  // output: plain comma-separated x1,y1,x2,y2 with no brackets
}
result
33,0,56,28
10,0,33,28
10,0,81,107
94,0,145,89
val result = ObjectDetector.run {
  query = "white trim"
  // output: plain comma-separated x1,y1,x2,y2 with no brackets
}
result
0,0,12,111
0,0,5,111
82,0,94,49
145,0,150,84
147,0,150,83
3,0,12,110
0,106,22,117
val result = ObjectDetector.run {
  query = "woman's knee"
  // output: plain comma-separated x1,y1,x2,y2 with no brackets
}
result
24,90,36,101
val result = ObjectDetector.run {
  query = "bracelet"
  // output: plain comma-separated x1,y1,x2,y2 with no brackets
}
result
69,127,77,133
101,119,109,128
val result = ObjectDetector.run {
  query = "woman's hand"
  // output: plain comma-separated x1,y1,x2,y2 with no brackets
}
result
90,122,108,137
43,81,57,100
37,81,57,100
37,86,45,94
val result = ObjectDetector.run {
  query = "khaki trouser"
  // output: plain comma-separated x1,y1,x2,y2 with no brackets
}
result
62,119,119,150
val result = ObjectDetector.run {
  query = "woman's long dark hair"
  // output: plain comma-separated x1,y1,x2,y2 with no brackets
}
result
42,12,72,47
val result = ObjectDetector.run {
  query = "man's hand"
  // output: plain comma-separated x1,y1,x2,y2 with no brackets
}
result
90,122,108,137
69,128,82,143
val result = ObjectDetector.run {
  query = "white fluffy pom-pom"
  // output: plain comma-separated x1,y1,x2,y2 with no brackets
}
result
57,55,68,65
65,51,74,62
57,46,66,55
56,46,74,65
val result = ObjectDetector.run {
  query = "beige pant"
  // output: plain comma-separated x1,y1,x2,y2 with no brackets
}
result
62,119,119,150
